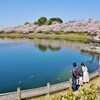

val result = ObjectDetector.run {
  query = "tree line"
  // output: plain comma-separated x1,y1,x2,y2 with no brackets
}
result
25,16,63,26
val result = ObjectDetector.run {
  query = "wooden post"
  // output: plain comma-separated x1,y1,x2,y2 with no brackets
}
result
17,87,21,100
69,78,72,90
47,83,50,95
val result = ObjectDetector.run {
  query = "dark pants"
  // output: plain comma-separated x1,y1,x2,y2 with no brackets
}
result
72,79,79,91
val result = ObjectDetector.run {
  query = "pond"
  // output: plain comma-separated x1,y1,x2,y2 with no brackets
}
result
0,38,99,93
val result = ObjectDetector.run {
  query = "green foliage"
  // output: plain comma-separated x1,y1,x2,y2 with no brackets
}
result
29,31,34,33
64,90,74,100
38,16,47,26
34,17,63,25
34,21,38,25
44,31,62,34
36,31,44,33
38,44,47,51
48,17,63,25
52,31,64,35
54,87,97,100
24,22,30,25
81,88,96,100
48,19,52,25
56,90,74,100
37,44,61,52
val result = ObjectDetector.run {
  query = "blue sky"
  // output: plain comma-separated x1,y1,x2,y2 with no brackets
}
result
0,0,100,27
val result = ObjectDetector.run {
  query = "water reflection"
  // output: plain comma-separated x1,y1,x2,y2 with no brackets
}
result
0,38,89,50
30,38,89,50
36,44,61,51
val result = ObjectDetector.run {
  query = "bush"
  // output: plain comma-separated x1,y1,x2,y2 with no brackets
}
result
54,87,97,100
34,21,38,25
24,22,30,25
29,31,34,33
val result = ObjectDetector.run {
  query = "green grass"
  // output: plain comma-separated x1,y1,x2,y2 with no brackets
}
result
0,32,91,43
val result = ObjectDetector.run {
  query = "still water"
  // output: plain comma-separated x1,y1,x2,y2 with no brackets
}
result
0,38,99,93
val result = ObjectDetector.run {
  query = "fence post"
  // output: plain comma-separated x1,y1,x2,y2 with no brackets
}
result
69,78,72,90
47,83,50,95
17,87,21,100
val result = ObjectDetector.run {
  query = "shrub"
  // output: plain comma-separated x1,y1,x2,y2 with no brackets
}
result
34,21,38,25
54,87,97,100
24,22,30,25
29,31,34,33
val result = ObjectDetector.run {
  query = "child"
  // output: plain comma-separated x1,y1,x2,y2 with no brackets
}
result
79,74,83,86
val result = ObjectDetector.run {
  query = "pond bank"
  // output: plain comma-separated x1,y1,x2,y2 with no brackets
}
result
0,33,90,43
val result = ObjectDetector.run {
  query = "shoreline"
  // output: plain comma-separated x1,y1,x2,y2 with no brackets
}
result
0,33,90,43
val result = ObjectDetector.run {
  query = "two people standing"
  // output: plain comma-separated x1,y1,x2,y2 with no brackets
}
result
72,62,89,91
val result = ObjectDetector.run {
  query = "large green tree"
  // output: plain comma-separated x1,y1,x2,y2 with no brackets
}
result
38,16,47,26
48,17,63,25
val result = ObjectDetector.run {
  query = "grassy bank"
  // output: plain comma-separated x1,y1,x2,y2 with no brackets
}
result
27,76,100,100
0,32,91,43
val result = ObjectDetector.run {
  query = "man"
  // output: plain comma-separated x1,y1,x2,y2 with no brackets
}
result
72,62,80,91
